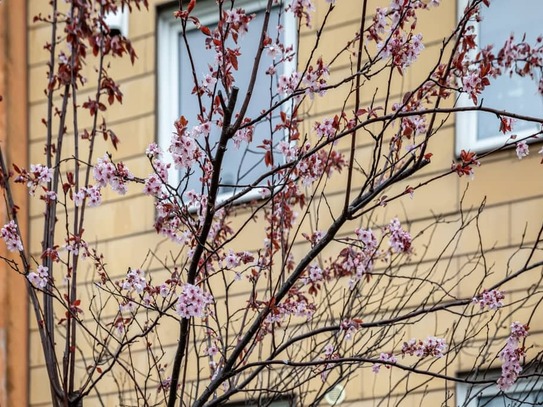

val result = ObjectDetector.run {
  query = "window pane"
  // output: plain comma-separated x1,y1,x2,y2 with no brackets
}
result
477,0,543,140
478,389,543,406
177,6,283,197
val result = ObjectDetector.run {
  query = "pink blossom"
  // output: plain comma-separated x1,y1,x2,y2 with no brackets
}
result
323,343,335,357
287,0,315,28
340,318,362,340
121,268,147,294
224,8,253,36
302,57,329,98
145,142,162,159
277,71,300,96
27,265,49,289
64,234,89,257
26,164,53,195
158,283,170,298
232,123,254,148
1,220,23,252
307,264,323,282
265,295,315,324
372,352,397,373
224,250,240,269
169,128,200,169
119,301,137,314
378,31,425,71
176,283,214,319
143,174,163,197
314,117,338,139
206,344,219,356
401,336,447,358
43,191,57,203
86,185,102,207
388,218,412,254
201,73,217,90
497,322,529,390
93,154,116,187
73,189,86,207
515,141,529,160
192,122,211,138
472,289,505,310
93,154,133,195
355,227,378,250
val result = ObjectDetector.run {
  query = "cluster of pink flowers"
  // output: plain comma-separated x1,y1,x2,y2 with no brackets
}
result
232,119,254,148
265,296,315,324
387,218,412,254
355,227,378,250
367,0,438,71
277,71,300,96
73,184,102,207
175,283,214,319
223,8,253,36
497,322,529,390
472,288,505,310
121,268,147,294
302,57,329,98
392,100,427,138
340,318,362,340
287,0,315,28
295,145,346,186
144,174,164,197
378,31,424,71
170,117,201,170
64,234,89,257
462,70,487,98
372,352,398,373
401,336,447,358
94,153,133,195
1,220,23,252
144,145,170,197
119,300,137,314
154,201,192,244
145,142,162,159
27,265,50,289
320,343,338,381
516,141,529,160
314,116,339,139
306,264,323,283
25,164,53,196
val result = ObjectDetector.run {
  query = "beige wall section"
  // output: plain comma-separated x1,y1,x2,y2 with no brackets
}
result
25,0,543,405
0,1,29,406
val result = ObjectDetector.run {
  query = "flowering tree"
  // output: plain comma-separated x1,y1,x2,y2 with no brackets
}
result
2,0,543,406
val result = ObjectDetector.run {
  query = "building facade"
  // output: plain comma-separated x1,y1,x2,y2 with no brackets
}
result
9,0,543,405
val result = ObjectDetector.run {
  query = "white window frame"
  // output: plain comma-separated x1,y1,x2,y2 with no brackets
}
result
456,377,543,406
455,0,542,155
157,0,297,200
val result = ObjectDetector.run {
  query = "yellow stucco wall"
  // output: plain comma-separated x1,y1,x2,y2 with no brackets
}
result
25,0,543,405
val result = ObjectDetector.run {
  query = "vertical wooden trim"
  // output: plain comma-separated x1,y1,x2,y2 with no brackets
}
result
0,0,29,405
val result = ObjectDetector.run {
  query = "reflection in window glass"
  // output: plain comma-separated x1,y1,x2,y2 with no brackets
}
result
476,0,543,140
177,6,283,198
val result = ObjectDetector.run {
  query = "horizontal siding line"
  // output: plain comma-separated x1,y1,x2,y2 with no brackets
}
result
29,110,155,145
27,187,543,253
28,324,543,370
29,71,155,108
27,238,543,335
27,30,156,69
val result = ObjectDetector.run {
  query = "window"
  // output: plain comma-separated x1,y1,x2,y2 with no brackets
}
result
455,0,543,154
227,398,293,407
157,1,296,201
457,378,543,407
